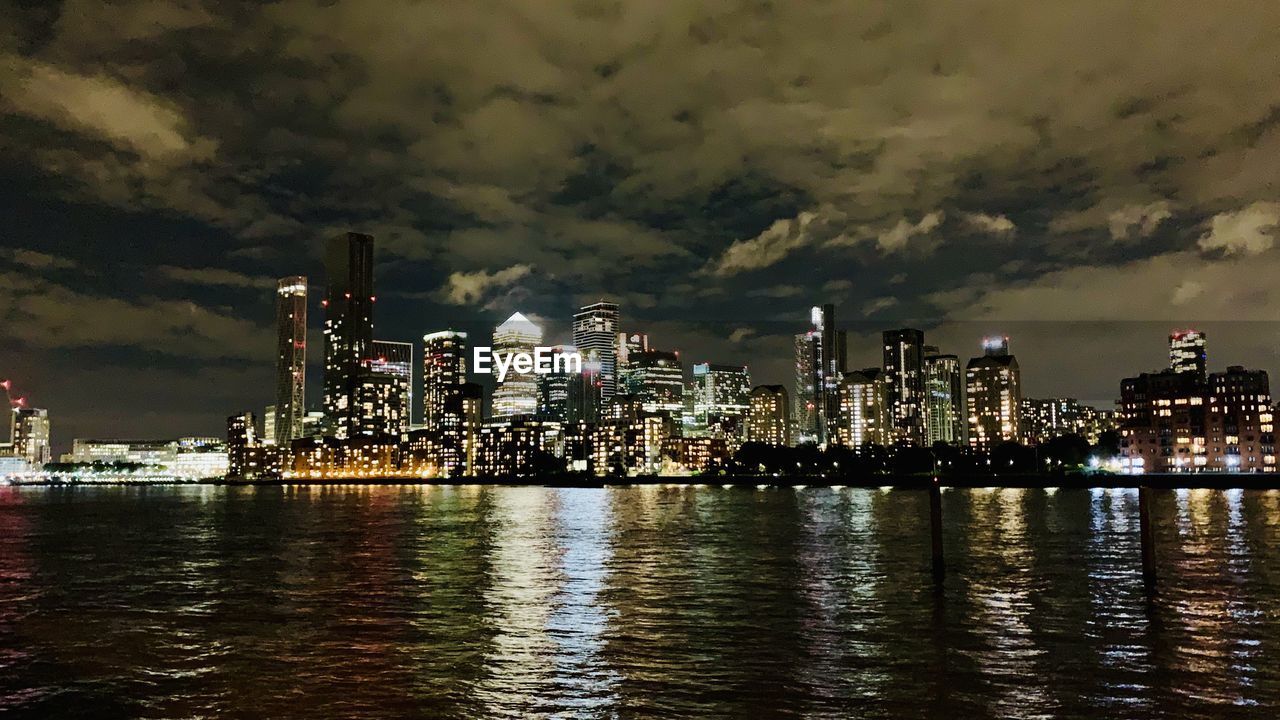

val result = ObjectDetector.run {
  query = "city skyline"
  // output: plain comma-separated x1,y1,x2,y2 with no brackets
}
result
5,3,1280,447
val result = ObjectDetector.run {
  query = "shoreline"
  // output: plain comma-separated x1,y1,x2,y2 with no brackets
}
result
9,473,1280,490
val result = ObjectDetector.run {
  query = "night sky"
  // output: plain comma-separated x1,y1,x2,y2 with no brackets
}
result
3,1,1280,451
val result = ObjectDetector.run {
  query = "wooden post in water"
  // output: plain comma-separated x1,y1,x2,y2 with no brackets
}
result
1138,485,1156,592
930,480,944,586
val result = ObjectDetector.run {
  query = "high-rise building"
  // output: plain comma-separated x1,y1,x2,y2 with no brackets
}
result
836,369,890,448
323,232,375,439
351,371,406,438
491,312,542,419
966,337,1022,451
617,331,649,394
628,349,684,416
262,405,277,445
924,348,964,445
1169,329,1207,381
747,385,790,446
537,344,578,422
573,302,619,402
423,330,468,433
794,329,820,442
883,328,926,445
12,407,50,465
226,411,280,480
792,304,845,444
371,339,413,429
691,363,751,436
273,276,307,445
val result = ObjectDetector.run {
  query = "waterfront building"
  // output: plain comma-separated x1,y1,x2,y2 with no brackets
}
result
227,412,282,481
1169,329,1207,381
836,369,891,448
287,436,400,479
262,405,277,446
1205,367,1275,472
322,232,375,439
662,436,730,473
491,312,542,419
746,385,790,447
422,330,468,433
573,301,620,402
966,337,1022,451
883,328,926,445
924,348,964,445
273,276,307,445
12,407,50,465
616,331,649,394
474,419,561,476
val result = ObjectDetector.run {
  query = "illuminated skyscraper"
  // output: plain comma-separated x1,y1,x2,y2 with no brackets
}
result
794,304,845,444
1169,329,1207,381
273,276,307,445
966,336,1022,450
370,339,412,431
423,330,468,433
491,312,542,419
924,347,964,445
12,407,50,465
883,328,926,445
691,362,751,437
573,301,619,401
629,349,684,416
617,331,649,394
837,369,890,448
747,385,790,446
323,232,375,439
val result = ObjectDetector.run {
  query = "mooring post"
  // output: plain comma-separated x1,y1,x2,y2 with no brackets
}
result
930,480,944,586
1138,485,1156,592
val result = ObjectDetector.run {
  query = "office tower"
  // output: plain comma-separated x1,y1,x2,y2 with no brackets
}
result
273,276,307,445
617,331,649,394
1169,329,1207,381
371,339,413,429
491,312,542,419
966,336,1022,451
837,369,890,448
747,385,790,446
537,344,579,422
12,407,50,465
572,351,604,423
691,363,751,436
573,301,619,402
323,232,375,439
423,330,468,433
628,349,685,416
438,381,484,476
1206,366,1275,472
883,328,926,445
924,348,964,445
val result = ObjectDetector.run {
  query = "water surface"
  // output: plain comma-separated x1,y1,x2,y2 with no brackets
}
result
1,485,1278,718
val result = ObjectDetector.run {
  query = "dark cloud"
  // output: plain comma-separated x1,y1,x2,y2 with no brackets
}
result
3,0,1280,445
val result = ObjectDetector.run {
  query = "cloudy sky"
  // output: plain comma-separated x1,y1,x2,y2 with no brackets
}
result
3,1,1280,449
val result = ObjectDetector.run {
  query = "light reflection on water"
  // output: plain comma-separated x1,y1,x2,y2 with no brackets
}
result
0,484,1278,719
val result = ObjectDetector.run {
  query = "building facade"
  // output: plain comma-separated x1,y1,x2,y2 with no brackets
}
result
837,369,891,448
690,362,751,437
924,349,964,446
966,338,1022,451
322,232,375,439
572,301,619,402
883,328,926,445
747,385,790,447
423,330,468,433
490,312,542,419
273,276,307,445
